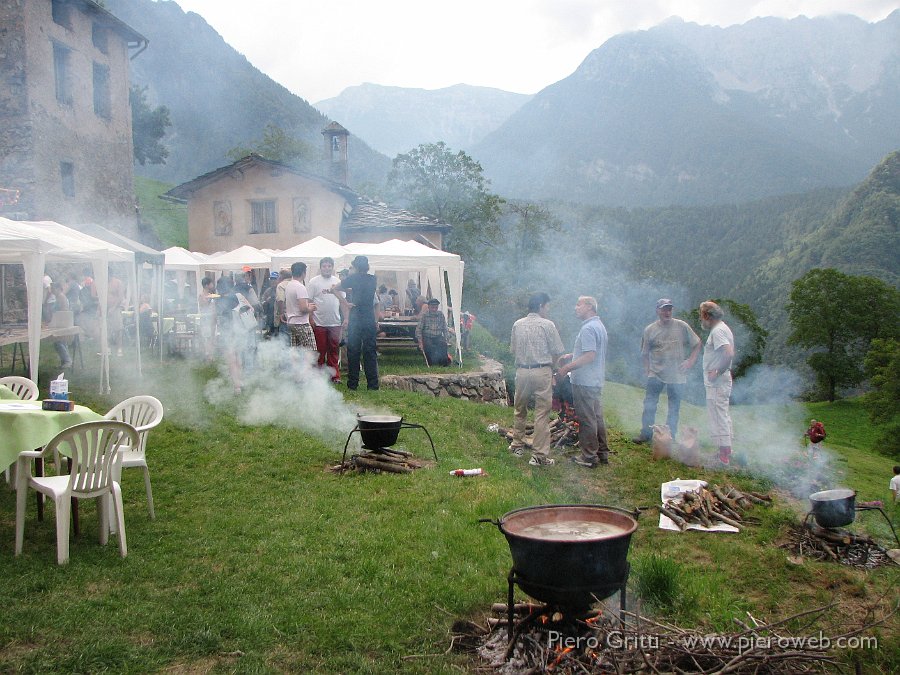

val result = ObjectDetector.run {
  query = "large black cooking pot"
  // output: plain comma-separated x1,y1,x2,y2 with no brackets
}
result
356,414,403,448
809,489,856,528
484,504,638,610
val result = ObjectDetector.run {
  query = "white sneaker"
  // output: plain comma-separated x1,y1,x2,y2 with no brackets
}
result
508,444,524,457
528,456,555,466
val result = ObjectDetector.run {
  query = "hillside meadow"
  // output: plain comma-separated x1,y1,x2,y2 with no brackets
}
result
0,347,896,672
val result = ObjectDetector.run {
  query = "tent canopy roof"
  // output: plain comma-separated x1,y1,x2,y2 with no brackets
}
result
0,218,134,263
71,223,164,266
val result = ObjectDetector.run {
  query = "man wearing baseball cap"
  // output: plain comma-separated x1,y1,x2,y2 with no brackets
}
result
416,297,451,366
633,298,700,444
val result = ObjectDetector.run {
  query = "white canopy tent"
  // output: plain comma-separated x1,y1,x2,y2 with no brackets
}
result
270,236,352,271
0,218,137,392
163,246,210,309
343,239,465,363
204,245,272,271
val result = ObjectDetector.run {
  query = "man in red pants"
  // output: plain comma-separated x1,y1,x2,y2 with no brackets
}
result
306,257,344,383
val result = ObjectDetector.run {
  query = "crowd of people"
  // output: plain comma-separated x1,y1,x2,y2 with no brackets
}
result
508,293,735,469
190,255,455,393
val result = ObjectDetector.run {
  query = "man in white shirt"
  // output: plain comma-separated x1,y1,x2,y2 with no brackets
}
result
890,466,900,503
284,262,316,351
700,301,735,466
306,256,344,383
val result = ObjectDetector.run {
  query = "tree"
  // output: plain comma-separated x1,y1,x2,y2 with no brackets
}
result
129,85,170,166
226,124,316,168
864,338,900,459
499,200,560,287
386,142,504,314
682,299,768,379
787,268,900,400
386,142,503,247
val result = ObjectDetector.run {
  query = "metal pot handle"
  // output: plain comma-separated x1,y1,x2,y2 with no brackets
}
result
478,518,501,529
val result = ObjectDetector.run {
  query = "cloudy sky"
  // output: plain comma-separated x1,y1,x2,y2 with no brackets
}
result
171,0,899,102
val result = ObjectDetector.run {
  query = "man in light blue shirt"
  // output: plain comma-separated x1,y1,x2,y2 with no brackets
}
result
557,296,610,467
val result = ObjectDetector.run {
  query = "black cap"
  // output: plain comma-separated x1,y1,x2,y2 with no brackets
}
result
351,255,369,269
427,298,440,305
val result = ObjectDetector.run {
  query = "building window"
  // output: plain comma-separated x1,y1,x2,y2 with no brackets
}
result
60,162,75,198
92,23,108,54
52,42,72,105
93,63,111,119
51,0,71,29
249,200,277,234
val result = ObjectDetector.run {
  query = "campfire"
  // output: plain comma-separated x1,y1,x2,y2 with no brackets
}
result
332,446,431,474
452,600,897,674
494,417,581,450
782,521,897,568
335,413,437,474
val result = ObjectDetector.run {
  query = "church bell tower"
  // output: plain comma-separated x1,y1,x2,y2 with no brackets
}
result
322,122,349,185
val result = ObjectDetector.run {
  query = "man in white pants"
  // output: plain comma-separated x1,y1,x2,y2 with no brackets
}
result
700,301,735,465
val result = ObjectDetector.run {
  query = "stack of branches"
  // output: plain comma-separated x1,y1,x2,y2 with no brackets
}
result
331,448,429,474
494,417,580,450
781,522,898,569
452,600,897,674
659,485,771,532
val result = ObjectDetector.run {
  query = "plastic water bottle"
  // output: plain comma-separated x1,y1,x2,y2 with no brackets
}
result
450,468,485,477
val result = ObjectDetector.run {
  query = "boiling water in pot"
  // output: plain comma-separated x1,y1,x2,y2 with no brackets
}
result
517,519,627,541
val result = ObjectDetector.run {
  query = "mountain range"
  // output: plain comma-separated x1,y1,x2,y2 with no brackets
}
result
472,13,900,207
315,83,531,158
109,2,898,211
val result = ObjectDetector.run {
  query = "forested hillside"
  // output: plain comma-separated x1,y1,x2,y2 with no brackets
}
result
548,151,900,363
106,0,390,189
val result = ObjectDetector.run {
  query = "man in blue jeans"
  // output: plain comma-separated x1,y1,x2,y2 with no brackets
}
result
633,299,701,444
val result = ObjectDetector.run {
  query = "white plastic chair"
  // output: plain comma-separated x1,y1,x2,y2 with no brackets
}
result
15,420,138,564
104,396,164,519
0,376,39,401
2,376,40,485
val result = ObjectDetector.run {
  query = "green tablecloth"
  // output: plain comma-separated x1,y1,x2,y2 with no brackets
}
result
0,384,20,400
0,401,103,471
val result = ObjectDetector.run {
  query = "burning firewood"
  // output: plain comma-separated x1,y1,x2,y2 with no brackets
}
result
455,600,895,673
495,417,580,449
781,522,898,569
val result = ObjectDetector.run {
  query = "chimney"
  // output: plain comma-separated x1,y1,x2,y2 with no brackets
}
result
322,121,349,185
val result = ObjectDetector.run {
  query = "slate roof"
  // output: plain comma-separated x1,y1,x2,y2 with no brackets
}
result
342,198,450,234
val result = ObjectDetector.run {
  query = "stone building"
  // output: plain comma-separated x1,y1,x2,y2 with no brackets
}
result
164,153,449,254
0,0,147,233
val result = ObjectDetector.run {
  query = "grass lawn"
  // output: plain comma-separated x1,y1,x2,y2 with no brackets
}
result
0,345,897,673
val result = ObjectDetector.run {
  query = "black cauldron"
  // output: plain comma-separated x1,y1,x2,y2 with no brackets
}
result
484,504,638,610
356,414,403,448
809,489,856,528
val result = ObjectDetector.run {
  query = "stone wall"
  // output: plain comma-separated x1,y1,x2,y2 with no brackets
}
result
380,357,508,405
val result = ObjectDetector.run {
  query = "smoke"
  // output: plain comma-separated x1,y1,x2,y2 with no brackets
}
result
468,207,837,496
203,339,362,452
730,364,839,498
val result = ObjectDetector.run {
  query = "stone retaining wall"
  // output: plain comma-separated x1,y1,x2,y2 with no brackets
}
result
379,357,508,405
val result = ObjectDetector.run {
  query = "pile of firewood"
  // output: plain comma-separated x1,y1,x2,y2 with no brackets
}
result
660,484,771,531
331,448,429,474
494,417,580,449
449,601,894,674
782,522,898,569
